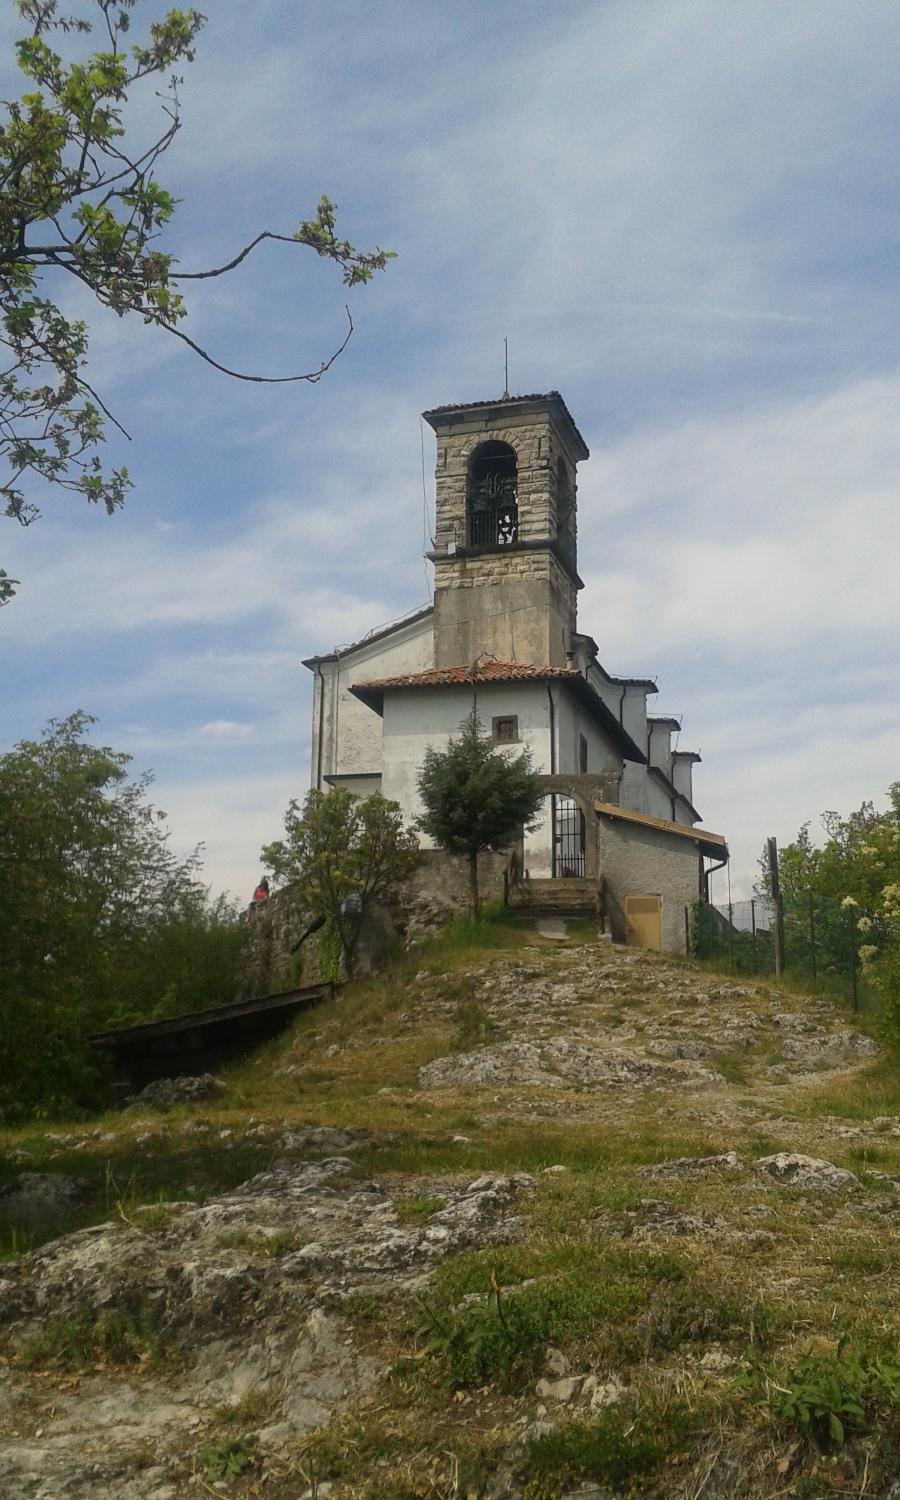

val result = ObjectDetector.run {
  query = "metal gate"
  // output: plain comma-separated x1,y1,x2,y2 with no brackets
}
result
553,796,586,877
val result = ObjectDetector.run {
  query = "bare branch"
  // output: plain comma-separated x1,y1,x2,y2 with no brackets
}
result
157,304,355,384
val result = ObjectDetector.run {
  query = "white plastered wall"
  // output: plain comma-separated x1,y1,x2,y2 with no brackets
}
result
381,679,552,832
554,689,622,778
308,610,434,790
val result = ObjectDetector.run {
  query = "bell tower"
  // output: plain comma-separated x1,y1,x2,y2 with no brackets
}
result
423,392,589,669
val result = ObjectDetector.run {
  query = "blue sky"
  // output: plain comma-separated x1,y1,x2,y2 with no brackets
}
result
3,0,899,903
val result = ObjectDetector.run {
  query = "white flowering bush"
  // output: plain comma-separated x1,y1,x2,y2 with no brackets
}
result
763,783,900,1037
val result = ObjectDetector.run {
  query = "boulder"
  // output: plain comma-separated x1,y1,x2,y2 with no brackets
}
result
755,1152,860,1193
0,1172,89,1224
125,1074,224,1111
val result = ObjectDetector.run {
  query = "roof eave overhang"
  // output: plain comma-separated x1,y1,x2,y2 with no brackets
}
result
647,764,702,822
349,671,646,763
594,800,727,859
566,674,646,763
350,682,386,715
422,392,589,461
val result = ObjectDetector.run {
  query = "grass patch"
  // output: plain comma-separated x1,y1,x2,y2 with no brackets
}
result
394,1193,446,1225
523,1398,708,1497
215,1226,300,1257
17,1301,164,1370
415,1241,773,1391
212,1385,281,1429
827,1242,893,1278
793,1053,900,1121
452,998,495,1050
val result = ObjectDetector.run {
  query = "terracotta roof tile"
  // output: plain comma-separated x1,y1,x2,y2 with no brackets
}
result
349,661,647,766
354,662,580,692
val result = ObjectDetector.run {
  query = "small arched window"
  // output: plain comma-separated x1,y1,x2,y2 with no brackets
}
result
467,440,518,547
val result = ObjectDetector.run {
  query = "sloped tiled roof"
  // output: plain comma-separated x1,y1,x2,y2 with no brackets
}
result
350,661,646,764
594,801,727,858
354,662,581,692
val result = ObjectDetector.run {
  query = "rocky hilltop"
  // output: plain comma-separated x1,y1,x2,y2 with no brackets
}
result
1,925,898,1498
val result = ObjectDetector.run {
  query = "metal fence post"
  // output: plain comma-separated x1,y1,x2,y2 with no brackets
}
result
767,837,784,979
808,889,817,984
750,898,757,972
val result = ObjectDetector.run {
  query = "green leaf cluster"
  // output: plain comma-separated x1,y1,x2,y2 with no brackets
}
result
0,710,244,1118
1,1,392,601
767,1338,900,1451
261,788,419,977
759,782,900,1028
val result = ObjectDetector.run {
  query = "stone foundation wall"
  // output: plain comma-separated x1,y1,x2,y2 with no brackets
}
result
239,849,511,998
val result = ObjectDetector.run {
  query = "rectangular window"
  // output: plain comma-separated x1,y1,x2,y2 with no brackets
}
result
492,715,519,744
579,733,588,773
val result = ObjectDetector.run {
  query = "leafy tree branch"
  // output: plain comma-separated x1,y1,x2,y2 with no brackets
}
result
1,0,393,602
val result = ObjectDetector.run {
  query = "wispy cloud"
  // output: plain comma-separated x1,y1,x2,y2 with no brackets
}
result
2,0,899,905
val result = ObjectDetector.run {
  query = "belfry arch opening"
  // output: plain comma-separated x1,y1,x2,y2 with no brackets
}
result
467,440,518,547
556,456,576,566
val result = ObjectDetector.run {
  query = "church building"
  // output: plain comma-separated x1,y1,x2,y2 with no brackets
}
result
302,391,727,951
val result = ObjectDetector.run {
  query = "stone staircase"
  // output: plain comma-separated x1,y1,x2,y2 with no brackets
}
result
508,876,600,921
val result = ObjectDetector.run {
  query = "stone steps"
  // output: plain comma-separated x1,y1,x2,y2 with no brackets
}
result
509,877,599,919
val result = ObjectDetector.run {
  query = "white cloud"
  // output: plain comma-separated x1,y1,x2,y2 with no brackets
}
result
3,0,900,922
196,720,255,741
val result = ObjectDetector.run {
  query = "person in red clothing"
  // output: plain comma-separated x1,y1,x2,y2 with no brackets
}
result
251,876,270,903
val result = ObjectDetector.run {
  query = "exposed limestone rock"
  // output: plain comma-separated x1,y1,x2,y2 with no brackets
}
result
535,1373,584,1404
276,1125,373,1154
0,1172,90,1224
778,1030,880,1068
124,1074,224,1111
637,1152,740,1179
418,1036,722,1091
0,1164,534,1498
0,1163,534,1339
755,1152,860,1193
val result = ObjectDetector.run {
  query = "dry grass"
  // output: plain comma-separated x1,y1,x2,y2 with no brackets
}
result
2,916,899,1495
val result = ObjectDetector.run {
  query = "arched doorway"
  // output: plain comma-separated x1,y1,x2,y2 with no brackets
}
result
554,795,586,877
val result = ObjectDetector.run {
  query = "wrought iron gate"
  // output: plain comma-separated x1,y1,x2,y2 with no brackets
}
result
553,796,586,877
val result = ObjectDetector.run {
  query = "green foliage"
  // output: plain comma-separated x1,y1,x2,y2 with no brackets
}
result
453,997,495,1049
523,1400,705,1497
394,1193,445,1224
0,711,245,1119
761,784,900,1030
416,712,545,915
418,1244,755,1391
262,788,419,977
1,1,392,603
18,1300,162,1369
197,1437,255,1482
765,1339,900,1451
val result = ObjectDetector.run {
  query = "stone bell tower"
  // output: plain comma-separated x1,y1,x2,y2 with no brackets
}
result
423,392,589,669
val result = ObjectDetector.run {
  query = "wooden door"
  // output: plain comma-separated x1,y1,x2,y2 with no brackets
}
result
625,895,662,950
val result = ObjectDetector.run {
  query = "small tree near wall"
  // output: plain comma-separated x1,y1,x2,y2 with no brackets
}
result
417,712,545,918
261,789,419,978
